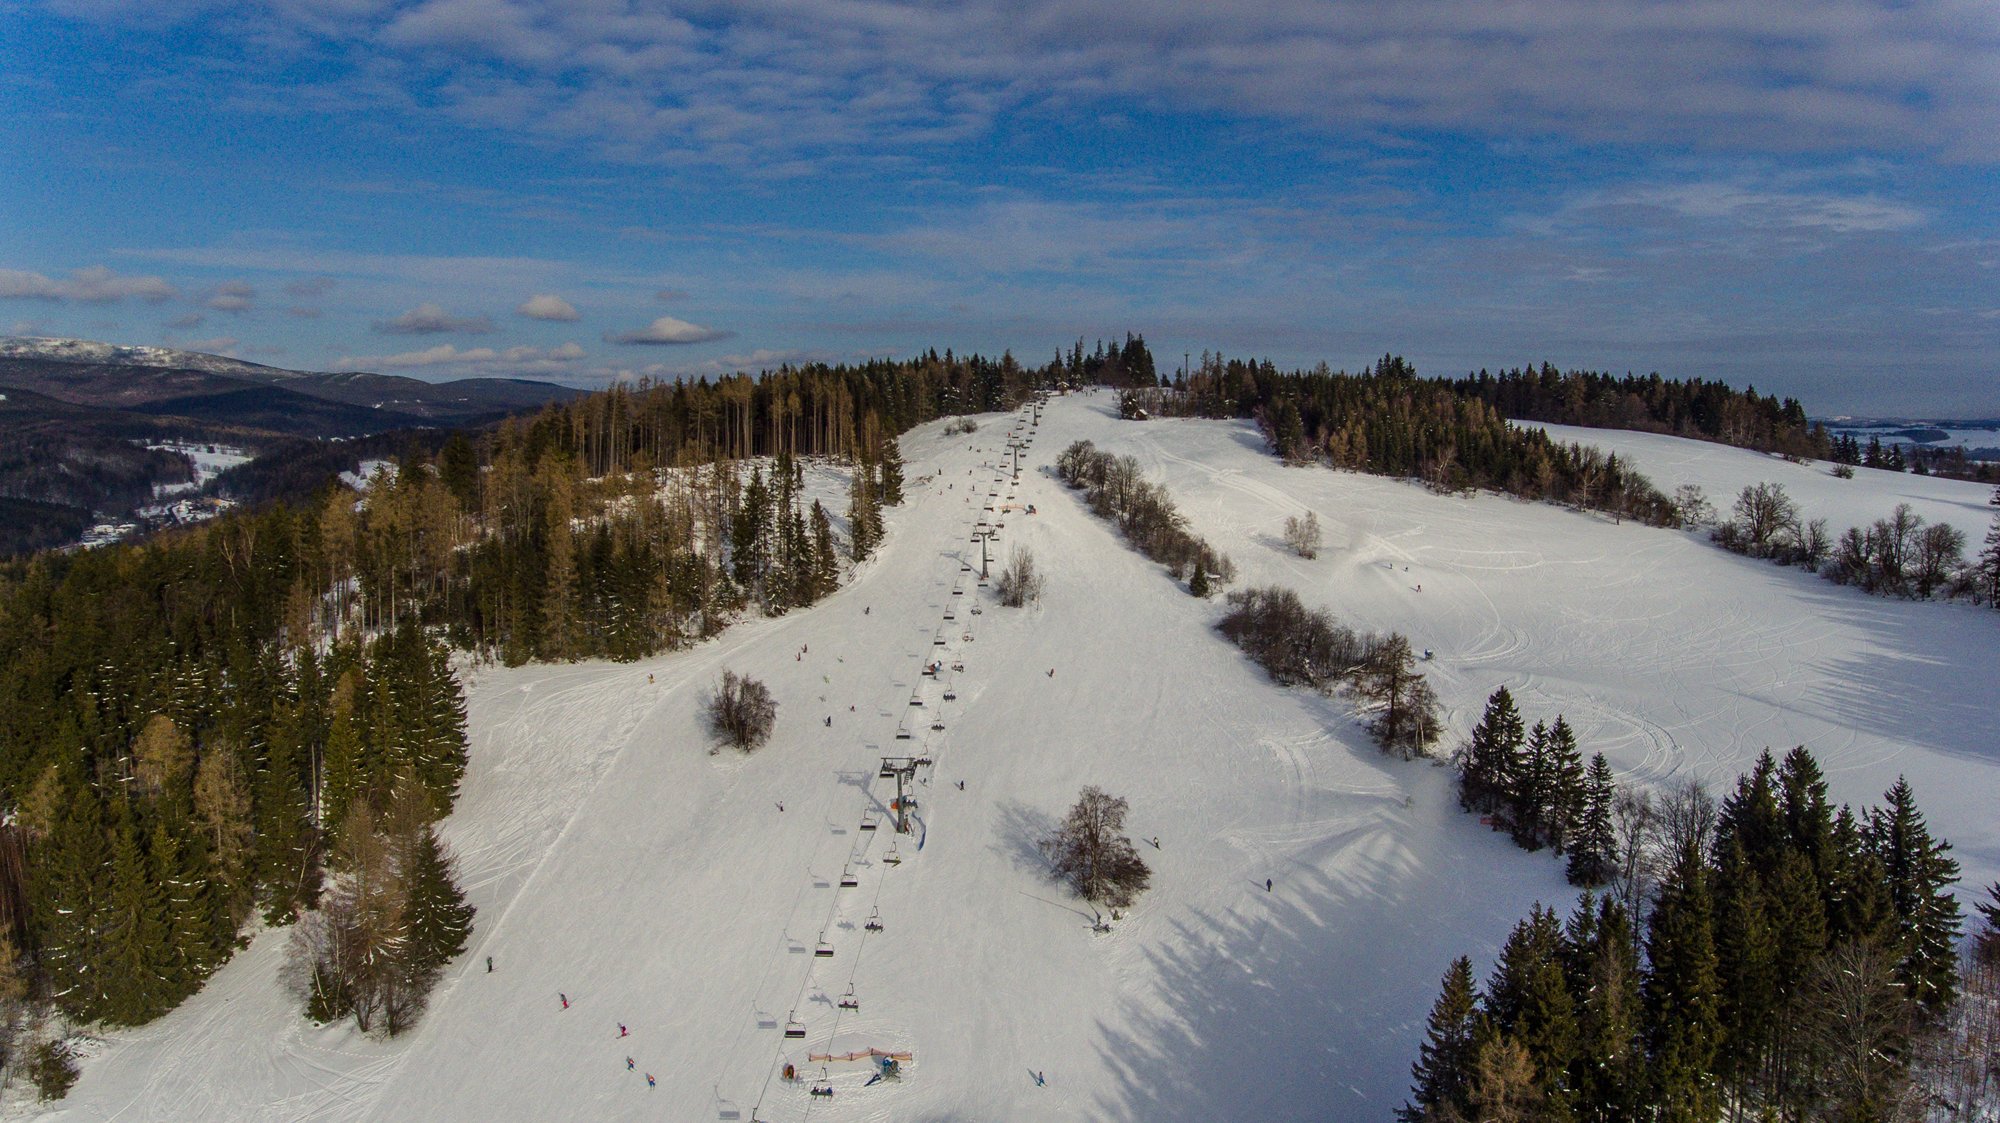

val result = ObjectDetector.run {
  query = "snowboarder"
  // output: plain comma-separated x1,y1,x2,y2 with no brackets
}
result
560,993,569,1009
486,956,493,973
618,1023,628,1037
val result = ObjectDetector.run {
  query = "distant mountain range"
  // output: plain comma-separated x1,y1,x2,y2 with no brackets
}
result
0,336,587,554
0,336,583,435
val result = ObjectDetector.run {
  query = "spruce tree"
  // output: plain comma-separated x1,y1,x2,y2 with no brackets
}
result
1977,487,2000,606
1714,841,1780,1101
809,501,839,598
1544,716,1584,852
1400,957,1479,1123
1485,906,1577,1115
880,435,905,505
101,809,174,1024
1643,838,1722,1123
1461,687,1525,817
1566,755,1619,887
1512,721,1553,850
1867,776,1962,1013
33,780,108,1018
1569,896,1643,1123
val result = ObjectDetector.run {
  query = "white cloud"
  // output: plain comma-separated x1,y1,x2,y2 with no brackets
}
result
169,312,206,328
606,315,731,345
338,341,587,368
373,301,497,334
204,280,256,312
517,293,580,321
0,265,178,303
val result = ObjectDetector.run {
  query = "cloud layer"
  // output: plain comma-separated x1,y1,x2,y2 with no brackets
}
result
0,265,177,303
517,293,580,321
606,315,731,345
373,302,497,334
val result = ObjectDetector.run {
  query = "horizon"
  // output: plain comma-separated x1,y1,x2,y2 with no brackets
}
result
3,1,1996,415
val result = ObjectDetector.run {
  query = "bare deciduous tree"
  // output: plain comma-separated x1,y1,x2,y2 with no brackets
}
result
706,669,777,751
995,547,1044,607
1042,786,1151,909
1283,511,1323,559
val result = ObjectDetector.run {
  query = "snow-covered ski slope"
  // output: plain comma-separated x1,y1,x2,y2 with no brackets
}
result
33,394,2000,1122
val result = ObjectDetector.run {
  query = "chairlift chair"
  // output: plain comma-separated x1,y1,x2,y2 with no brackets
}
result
839,986,860,1011
840,868,859,888
865,908,884,932
815,932,835,957
882,844,902,866
784,1013,806,1039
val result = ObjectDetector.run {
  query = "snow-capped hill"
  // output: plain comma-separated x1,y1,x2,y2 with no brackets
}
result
0,336,303,380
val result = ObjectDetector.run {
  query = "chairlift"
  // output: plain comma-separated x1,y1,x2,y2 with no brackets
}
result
815,932,834,957
895,730,913,740
943,690,957,701
861,809,880,827
930,721,944,731
882,844,902,866
839,986,860,1011
840,867,859,888
864,908,884,932
784,1013,806,1039
909,697,923,706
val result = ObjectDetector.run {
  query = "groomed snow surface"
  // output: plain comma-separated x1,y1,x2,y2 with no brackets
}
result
29,395,2000,1122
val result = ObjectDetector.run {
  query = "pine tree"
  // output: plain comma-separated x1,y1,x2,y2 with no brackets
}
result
733,465,771,597
1461,687,1525,816
32,780,108,1018
1644,838,1722,1123
847,455,880,560
1467,1032,1543,1123
1565,755,1619,887
320,670,367,831
880,435,905,505
1544,716,1584,852
101,808,174,1024
1569,896,1644,1123
1485,905,1577,1115
1867,776,1962,1013
1714,841,1780,1101
810,500,840,598
1978,486,2000,606
1512,721,1553,849
1972,881,2000,967
1399,956,1479,1123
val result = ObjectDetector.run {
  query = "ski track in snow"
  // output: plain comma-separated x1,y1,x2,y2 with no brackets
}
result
27,393,2000,1122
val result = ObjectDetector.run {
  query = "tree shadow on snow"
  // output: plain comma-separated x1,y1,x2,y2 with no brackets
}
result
1084,810,1558,1122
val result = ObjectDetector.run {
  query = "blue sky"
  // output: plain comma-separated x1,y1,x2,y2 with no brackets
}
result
2,0,1996,414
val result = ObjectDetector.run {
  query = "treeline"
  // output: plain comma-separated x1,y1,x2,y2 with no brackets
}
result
1405,745,1981,1122
1215,586,1440,758
1710,482,2000,607
0,508,472,1042
0,344,1030,1068
1122,355,1680,526
1444,364,1826,459
1054,439,1235,594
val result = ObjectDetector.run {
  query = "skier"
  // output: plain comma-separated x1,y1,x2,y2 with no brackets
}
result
1265,879,1272,892
627,1056,635,1070
956,780,965,791
864,606,871,615
1047,668,1054,677
825,715,832,727
618,1023,628,1037
646,1073,656,1088
560,993,569,1009
1034,1070,1047,1086
777,801,785,812
486,956,493,973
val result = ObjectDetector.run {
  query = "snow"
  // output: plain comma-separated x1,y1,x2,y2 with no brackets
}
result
145,442,251,498
337,460,395,491
26,395,2000,1122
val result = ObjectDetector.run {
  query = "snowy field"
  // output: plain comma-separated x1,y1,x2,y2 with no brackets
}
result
26,395,2000,1122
